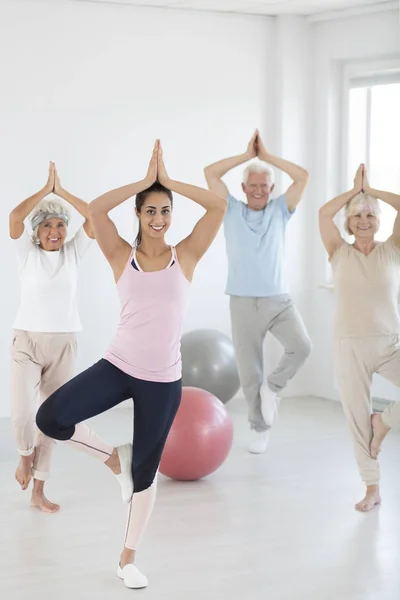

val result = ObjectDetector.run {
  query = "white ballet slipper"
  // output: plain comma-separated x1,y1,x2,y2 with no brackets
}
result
115,443,133,503
117,563,148,589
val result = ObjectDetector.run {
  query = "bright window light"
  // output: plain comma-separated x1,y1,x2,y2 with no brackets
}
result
347,81,400,241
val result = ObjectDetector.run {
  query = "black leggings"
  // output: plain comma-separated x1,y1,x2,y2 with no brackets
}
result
36,359,182,494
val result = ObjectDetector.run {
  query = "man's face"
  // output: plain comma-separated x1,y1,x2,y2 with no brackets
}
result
242,171,274,210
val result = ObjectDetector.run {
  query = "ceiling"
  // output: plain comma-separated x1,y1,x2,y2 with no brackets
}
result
53,0,395,17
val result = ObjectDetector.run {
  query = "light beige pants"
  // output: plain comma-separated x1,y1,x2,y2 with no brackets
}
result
335,335,400,486
10,330,77,481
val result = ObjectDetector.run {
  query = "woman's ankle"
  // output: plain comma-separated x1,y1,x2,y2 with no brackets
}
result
32,478,45,494
120,547,136,568
105,448,121,475
365,484,380,494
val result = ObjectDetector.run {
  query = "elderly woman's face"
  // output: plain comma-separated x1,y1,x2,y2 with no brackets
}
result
37,218,67,251
348,207,379,239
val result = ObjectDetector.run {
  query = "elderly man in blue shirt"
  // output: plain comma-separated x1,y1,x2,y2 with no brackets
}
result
204,130,312,454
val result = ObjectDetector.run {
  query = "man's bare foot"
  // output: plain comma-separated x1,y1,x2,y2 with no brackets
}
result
370,413,390,459
355,485,381,512
15,454,34,490
31,479,60,513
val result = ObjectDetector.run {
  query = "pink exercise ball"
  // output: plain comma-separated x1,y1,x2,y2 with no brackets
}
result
159,386,234,481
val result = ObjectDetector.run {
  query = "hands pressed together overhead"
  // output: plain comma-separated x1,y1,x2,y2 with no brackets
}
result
353,163,372,195
144,139,171,188
245,129,270,162
44,161,64,196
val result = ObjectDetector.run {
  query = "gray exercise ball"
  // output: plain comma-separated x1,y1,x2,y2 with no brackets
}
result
181,329,240,404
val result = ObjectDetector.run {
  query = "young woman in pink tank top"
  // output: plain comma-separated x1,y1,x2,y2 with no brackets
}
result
36,140,227,589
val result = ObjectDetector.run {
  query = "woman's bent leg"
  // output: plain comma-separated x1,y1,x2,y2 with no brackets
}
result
335,339,381,512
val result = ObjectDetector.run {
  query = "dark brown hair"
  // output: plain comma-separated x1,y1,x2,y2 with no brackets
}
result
135,181,173,247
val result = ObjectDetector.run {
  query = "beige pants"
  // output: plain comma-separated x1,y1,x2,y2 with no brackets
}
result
335,335,400,486
10,330,77,481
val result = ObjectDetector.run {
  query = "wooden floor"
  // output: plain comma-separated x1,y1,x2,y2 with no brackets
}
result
1,396,399,600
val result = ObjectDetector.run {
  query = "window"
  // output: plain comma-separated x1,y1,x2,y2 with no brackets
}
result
346,74,400,241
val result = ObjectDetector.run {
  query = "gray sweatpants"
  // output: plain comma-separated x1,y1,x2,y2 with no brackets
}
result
230,295,312,432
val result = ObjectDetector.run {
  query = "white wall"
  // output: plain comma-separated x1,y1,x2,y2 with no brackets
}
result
305,8,400,402
3,1,397,419
0,0,276,417
262,15,314,397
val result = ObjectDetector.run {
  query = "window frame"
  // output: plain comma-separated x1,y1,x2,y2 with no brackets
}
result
322,57,400,287
341,57,400,187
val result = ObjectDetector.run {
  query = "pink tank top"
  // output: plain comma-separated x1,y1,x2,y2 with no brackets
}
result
104,246,191,382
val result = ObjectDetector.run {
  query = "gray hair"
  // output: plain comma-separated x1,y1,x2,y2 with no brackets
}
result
243,162,275,186
344,192,380,235
29,197,70,244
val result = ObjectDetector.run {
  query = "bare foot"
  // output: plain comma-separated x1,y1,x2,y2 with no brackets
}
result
31,479,60,513
31,491,60,513
15,454,34,490
370,413,390,459
355,485,381,512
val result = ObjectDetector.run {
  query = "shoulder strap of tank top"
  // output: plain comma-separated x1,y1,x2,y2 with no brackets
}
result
131,246,143,272
163,246,173,269
169,246,178,265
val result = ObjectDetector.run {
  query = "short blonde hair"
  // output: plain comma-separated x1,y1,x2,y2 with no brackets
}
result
344,192,380,235
243,162,275,186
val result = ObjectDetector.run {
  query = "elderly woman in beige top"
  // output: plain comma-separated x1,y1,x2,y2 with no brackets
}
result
319,163,400,513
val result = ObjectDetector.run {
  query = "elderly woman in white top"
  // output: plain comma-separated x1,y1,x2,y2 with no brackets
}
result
9,162,94,513
319,163,400,513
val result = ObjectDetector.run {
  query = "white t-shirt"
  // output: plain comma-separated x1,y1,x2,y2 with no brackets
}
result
13,227,93,333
